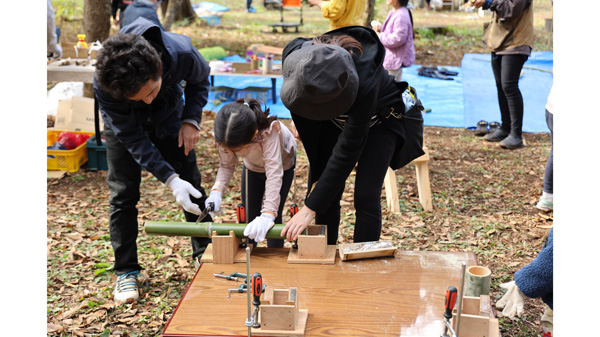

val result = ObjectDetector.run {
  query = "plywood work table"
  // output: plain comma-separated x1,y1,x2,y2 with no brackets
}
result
163,248,481,337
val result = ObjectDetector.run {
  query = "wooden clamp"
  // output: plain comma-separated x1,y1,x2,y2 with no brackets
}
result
287,225,336,264
452,295,499,337
201,231,249,264
252,287,308,336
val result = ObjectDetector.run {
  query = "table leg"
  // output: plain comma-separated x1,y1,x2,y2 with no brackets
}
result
271,78,277,104
210,75,215,87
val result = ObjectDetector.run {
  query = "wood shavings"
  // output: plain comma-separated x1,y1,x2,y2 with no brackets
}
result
342,241,394,254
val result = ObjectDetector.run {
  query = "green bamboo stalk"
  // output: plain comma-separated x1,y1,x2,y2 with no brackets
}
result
143,221,286,239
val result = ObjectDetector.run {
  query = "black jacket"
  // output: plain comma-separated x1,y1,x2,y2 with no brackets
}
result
282,26,424,212
94,17,210,183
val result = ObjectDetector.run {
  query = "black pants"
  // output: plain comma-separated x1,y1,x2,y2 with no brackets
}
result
544,109,553,194
314,122,402,245
241,165,295,248
491,53,528,137
105,128,211,275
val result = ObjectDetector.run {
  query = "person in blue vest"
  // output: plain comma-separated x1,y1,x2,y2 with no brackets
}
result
94,17,212,303
121,0,164,29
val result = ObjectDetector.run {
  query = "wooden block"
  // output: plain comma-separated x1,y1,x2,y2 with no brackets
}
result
459,296,481,315
201,231,248,264
384,147,432,213
452,314,490,337
252,309,308,336
297,225,327,260
414,148,433,212
384,167,401,214
338,241,397,261
211,230,238,264
453,295,499,337
479,295,491,317
260,288,300,331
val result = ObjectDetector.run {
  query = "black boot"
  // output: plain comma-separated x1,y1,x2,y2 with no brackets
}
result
499,134,524,149
483,128,509,142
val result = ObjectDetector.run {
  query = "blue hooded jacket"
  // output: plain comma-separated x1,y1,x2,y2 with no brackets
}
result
94,17,210,183
120,0,164,30
515,228,553,309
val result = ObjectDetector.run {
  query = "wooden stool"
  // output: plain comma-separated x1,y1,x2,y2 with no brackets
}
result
384,147,432,213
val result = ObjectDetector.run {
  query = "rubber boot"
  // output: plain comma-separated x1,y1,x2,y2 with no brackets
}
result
483,127,509,142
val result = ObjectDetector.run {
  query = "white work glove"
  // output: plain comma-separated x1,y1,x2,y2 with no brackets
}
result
50,43,62,59
244,213,275,243
167,176,202,215
205,190,222,218
495,281,525,319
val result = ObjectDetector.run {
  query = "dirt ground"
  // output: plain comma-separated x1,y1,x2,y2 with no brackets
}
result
47,1,554,336
47,117,552,337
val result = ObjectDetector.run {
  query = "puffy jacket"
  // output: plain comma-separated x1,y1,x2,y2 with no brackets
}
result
515,228,553,309
94,17,210,183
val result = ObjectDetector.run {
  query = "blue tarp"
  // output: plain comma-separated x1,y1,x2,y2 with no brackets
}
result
193,2,229,11
205,52,553,133
462,52,553,133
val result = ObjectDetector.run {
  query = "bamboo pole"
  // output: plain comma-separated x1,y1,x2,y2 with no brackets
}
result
144,221,287,239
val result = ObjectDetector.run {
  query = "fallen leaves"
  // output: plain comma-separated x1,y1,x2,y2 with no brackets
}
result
47,120,552,337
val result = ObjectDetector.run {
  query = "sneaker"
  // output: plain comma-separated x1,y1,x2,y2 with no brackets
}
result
483,128,509,142
499,134,524,149
474,120,488,136
114,271,141,303
247,6,256,13
536,196,553,211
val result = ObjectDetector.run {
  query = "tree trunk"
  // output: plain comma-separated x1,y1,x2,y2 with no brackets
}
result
83,0,111,98
162,0,197,31
364,0,376,27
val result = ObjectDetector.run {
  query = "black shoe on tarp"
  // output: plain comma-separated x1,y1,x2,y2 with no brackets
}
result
474,120,488,136
488,121,500,133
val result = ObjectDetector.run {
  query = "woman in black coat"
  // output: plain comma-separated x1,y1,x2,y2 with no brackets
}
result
280,25,425,245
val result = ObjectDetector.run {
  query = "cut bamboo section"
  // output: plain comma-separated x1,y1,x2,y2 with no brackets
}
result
464,266,491,297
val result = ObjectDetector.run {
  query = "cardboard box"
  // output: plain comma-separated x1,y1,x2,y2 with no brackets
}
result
60,42,98,59
53,96,103,133
235,87,271,104
247,44,284,60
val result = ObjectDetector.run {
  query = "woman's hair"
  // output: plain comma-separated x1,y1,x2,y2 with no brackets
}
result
312,34,363,56
95,33,163,100
214,98,277,150
399,0,410,6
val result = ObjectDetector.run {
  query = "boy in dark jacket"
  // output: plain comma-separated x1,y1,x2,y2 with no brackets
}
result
94,17,212,303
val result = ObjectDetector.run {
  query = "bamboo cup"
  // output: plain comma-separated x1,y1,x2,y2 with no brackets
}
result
463,266,491,297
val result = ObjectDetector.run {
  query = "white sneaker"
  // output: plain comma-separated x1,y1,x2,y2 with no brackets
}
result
114,271,141,303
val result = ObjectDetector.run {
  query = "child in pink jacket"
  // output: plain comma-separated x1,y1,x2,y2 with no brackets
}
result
205,98,297,247
372,0,415,81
